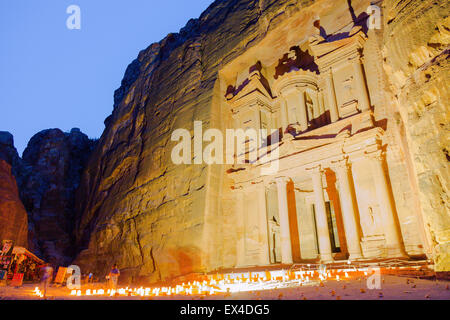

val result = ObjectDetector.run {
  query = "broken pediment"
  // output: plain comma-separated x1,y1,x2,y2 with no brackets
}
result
309,27,367,70
226,61,273,102
274,46,319,80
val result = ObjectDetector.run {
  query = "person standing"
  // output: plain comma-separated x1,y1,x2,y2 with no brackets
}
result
40,263,53,299
108,265,120,290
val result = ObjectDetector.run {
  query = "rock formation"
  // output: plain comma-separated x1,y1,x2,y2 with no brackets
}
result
18,128,96,265
74,0,309,283
0,129,95,265
0,159,28,247
2,0,445,280
382,0,450,271
64,0,447,281
0,131,23,181
0,132,27,247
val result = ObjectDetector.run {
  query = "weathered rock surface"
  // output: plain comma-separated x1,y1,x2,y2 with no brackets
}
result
0,159,28,247
75,0,311,283
73,0,450,282
382,0,450,271
0,128,96,264
17,128,96,265
0,131,23,181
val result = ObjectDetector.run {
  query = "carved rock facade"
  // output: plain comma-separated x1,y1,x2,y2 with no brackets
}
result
74,0,450,282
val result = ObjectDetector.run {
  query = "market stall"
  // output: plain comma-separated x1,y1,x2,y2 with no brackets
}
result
7,247,44,282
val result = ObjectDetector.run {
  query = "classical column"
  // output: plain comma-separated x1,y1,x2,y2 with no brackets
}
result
297,90,308,131
235,190,246,267
310,165,333,262
325,70,339,123
312,91,320,120
275,177,293,264
280,99,289,133
318,89,327,126
334,158,363,260
366,149,407,258
257,183,270,265
253,103,261,131
318,89,325,115
352,59,371,112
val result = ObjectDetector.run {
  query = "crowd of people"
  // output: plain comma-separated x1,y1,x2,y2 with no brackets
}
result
1,242,122,296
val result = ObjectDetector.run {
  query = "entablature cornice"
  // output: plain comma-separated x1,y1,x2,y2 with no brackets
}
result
230,125,385,182
230,92,274,115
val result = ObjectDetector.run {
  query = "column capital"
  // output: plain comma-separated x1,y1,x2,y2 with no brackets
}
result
306,164,324,174
349,55,363,64
247,100,263,109
364,148,385,162
332,157,351,170
275,176,290,185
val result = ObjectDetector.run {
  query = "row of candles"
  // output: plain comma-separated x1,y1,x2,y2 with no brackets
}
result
33,265,376,298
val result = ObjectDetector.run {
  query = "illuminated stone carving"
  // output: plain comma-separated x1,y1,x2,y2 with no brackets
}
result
74,0,449,280
223,19,414,268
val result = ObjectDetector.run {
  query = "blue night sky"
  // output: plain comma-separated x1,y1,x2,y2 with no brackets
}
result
0,0,214,155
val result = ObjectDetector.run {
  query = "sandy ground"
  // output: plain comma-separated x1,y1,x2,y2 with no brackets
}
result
0,275,449,300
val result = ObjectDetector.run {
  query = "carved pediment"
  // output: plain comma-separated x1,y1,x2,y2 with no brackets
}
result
232,74,272,102
274,46,318,80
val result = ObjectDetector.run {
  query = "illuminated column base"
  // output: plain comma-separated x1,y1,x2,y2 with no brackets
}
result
334,158,363,260
366,149,407,259
275,177,293,264
310,166,334,263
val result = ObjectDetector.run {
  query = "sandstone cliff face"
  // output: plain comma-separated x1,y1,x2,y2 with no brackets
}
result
74,0,450,281
0,129,95,264
0,131,23,182
382,0,450,271
75,0,310,282
0,159,28,247
18,128,96,265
